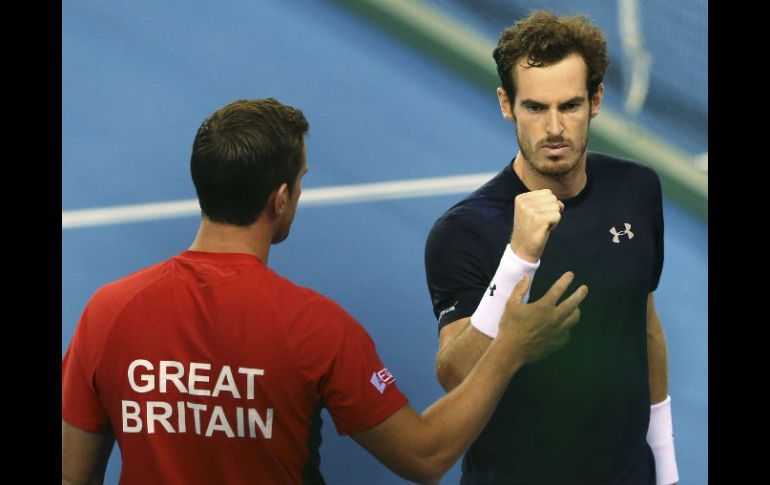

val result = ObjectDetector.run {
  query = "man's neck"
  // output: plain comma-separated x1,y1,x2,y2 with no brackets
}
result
512,152,588,199
188,219,272,264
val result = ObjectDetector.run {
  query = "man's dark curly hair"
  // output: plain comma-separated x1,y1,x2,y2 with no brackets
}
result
493,11,609,105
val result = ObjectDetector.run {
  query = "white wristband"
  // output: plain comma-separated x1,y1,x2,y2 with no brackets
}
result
647,395,679,485
470,245,539,338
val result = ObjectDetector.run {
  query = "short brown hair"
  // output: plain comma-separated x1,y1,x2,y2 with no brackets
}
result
190,98,309,226
493,11,609,104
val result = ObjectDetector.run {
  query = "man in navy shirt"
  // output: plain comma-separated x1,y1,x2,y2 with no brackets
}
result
425,11,679,485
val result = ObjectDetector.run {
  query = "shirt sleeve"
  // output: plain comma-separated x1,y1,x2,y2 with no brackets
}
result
425,214,494,332
62,305,110,432
289,295,408,436
648,169,665,292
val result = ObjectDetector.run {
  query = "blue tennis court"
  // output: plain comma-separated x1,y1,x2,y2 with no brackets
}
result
62,1,707,483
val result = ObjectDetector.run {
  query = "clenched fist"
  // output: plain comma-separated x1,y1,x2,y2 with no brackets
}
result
510,189,564,263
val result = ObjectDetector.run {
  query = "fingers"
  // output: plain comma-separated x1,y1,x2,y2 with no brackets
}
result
544,210,562,230
509,274,531,303
525,189,559,201
519,191,562,219
540,271,575,305
556,284,589,318
515,190,563,222
560,307,581,330
511,189,563,261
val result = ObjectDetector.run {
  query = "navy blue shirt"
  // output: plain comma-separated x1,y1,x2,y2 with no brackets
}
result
425,153,663,485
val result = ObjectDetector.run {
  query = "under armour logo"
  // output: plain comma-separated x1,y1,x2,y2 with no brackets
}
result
489,284,497,296
609,223,634,243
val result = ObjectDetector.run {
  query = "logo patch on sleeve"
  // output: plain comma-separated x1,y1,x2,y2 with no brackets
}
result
370,368,396,394
438,300,458,322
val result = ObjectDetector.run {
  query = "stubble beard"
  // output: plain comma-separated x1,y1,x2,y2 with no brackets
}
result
516,124,590,178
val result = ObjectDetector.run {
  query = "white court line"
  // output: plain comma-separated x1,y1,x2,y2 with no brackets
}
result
62,172,497,229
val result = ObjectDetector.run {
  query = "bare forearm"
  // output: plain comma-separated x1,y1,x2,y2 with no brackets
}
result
419,335,524,477
357,334,524,484
643,295,679,483
647,328,669,403
62,420,114,485
435,319,493,391
646,295,669,404
62,478,104,485
405,339,523,482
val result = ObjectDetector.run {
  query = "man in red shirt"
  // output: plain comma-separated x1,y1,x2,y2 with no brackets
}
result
62,98,587,485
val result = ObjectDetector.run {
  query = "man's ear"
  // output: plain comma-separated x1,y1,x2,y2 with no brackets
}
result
590,83,604,119
268,183,290,218
497,87,515,122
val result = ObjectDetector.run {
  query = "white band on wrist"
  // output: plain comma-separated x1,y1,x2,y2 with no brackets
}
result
470,245,539,338
647,395,679,484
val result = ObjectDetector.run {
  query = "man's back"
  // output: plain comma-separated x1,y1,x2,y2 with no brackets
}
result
62,250,407,485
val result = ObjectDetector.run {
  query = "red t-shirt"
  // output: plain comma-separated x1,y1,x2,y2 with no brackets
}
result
62,250,408,485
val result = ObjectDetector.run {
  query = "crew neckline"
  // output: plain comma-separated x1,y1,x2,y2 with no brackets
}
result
175,250,265,266
505,156,593,206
